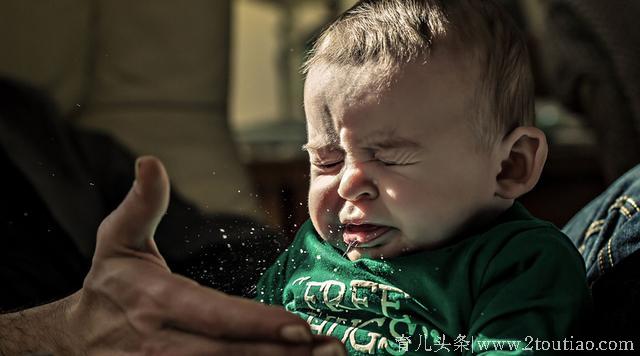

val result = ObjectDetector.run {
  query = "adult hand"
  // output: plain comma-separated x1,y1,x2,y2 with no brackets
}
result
0,156,344,356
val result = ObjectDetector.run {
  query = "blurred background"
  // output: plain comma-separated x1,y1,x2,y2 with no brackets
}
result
1,0,639,239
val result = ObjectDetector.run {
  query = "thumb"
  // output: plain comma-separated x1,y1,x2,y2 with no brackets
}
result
94,156,170,263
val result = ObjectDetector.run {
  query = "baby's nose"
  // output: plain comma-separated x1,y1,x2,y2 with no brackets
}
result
337,162,378,201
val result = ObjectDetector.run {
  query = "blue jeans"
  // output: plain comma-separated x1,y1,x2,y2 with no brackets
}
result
562,163,640,285
562,164,640,338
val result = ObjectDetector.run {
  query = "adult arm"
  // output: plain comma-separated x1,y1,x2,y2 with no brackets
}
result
0,157,344,356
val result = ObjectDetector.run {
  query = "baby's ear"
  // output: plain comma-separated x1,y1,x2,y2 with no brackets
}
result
495,126,548,200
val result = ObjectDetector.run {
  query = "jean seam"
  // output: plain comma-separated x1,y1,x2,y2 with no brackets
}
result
608,195,640,219
607,237,614,269
580,219,605,254
598,248,606,275
585,219,605,239
596,196,640,274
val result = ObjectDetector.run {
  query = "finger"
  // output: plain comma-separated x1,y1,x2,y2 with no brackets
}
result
143,329,345,356
312,334,341,344
135,273,313,343
95,156,170,260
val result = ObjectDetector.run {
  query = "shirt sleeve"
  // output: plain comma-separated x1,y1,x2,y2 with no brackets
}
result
466,228,593,355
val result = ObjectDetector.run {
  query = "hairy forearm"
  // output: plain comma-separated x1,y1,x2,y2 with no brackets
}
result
0,293,77,356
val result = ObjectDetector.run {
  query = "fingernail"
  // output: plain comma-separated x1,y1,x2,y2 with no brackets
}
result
135,157,142,179
280,324,312,343
313,342,346,356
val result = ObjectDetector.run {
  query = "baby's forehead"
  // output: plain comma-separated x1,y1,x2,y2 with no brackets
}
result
306,47,477,85
305,55,481,147
305,57,480,118
305,62,396,98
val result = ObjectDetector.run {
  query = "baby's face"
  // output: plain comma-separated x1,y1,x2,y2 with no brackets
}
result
304,54,502,260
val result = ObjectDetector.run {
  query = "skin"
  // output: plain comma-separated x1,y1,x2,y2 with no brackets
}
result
304,52,511,261
0,157,345,356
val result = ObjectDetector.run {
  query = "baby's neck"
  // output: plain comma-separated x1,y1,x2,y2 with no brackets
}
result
447,202,514,245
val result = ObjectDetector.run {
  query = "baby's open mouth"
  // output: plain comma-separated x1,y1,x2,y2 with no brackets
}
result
342,223,392,247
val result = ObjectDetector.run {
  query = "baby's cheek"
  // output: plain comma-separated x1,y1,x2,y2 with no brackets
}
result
385,184,424,213
390,188,440,230
308,178,341,239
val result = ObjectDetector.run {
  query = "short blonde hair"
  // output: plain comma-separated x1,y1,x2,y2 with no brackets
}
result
303,0,534,147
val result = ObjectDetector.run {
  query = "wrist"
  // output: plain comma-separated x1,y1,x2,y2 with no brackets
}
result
0,291,81,356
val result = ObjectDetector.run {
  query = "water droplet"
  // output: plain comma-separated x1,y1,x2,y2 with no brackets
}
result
222,234,228,239
219,228,225,233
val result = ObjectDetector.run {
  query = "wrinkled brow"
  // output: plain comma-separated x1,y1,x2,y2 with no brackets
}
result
303,103,341,152
360,130,422,150
302,135,421,152
302,120,340,152
301,140,340,152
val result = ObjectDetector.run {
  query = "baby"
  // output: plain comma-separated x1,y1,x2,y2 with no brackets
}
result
257,0,591,354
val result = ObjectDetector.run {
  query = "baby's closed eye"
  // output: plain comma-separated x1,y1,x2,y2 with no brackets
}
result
309,151,345,172
312,159,344,169
374,150,420,166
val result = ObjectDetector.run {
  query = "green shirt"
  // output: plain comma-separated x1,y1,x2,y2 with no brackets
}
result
256,203,591,355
